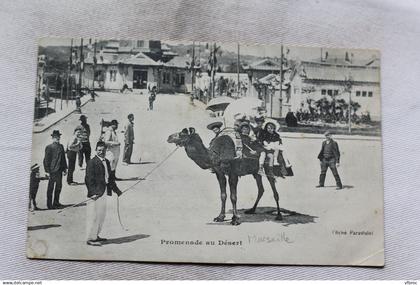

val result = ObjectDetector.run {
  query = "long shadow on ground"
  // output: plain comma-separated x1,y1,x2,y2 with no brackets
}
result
101,234,150,245
126,161,156,165
28,224,61,231
211,207,317,226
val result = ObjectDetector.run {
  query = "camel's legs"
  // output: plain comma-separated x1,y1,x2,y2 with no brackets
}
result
267,176,283,220
213,171,227,222
228,175,240,225
245,174,265,214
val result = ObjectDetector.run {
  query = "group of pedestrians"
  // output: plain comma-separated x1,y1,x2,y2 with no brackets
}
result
29,111,139,246
29,113,137,211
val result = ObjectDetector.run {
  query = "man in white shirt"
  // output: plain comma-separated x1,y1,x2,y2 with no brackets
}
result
103,119,121,180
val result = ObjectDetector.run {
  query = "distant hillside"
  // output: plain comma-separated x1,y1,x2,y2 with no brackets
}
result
166,43,264,67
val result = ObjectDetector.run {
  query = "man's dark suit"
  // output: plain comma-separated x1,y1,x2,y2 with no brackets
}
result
85,156,122,198
43,142,67,208
317,139,342,187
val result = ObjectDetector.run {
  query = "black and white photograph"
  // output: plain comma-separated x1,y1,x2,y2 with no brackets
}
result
27,38,383,266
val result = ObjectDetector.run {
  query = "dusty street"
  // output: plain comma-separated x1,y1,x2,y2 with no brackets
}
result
27,92,384,265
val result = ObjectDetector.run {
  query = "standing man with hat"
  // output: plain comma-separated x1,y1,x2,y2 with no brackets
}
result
122,114,135,165
43,130,67,209
77,115,91,169
85,141,122,246
316,131,343,190
103,119,121,180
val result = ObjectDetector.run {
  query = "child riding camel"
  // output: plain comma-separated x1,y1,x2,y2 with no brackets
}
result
258,121,282,177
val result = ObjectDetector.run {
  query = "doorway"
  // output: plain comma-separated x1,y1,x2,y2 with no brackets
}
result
133,70,148,89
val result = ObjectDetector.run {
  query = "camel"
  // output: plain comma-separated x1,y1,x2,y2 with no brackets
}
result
167,127,286,225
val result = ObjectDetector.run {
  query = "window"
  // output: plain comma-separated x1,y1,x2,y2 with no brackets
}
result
137,40,144,47
362,91,367,97
327,89,333,96
109,70,117,82
334,90,338,96
180,74,185,85
321,89,326,95
356,91,361,97
94,70,104,81
163,72,170,84
368,91,373,97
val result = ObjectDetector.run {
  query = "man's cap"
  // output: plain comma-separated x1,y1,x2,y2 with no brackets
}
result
324,130,332,136
207,121,223,130
128,113,134,119
31,163,40,171
111,119,119,125
79,115,87,120
51,130,62,137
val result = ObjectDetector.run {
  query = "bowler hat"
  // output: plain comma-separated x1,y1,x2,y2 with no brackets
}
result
31,163,40,171
111,119,119,125
51,130,62,137
79,115,87,120
207,121,223,130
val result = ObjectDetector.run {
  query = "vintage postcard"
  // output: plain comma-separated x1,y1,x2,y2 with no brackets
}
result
27,38,384,266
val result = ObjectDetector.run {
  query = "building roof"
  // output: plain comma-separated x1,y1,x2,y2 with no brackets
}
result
164,56,192,68
301,63,380,83
161,44,171,51
258,73,279,85
84,52,160,66
118,46,134,53
244,58,281,71
120,52,161,66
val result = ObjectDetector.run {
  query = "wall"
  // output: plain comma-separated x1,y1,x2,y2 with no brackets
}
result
159,67,191,93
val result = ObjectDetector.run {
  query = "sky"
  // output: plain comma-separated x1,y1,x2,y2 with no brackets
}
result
39,38,379,63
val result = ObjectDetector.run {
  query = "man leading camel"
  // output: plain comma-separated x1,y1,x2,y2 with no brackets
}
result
85,141,122,246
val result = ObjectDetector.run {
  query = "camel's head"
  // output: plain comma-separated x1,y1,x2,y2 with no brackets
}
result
167,127,196,147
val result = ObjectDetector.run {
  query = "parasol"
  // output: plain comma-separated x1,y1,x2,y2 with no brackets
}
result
205,96,236,112
223,97,265,128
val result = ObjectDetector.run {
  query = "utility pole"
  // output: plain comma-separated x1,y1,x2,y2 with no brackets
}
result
60,79,63,110
67,38,73,106
348,89,352,134
92,39,97,91
46,77,49,117
344,66,353,134
212,43,216,99
191,41,195,94
279,44,284,118
78,38,84,96
237,43,240,97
